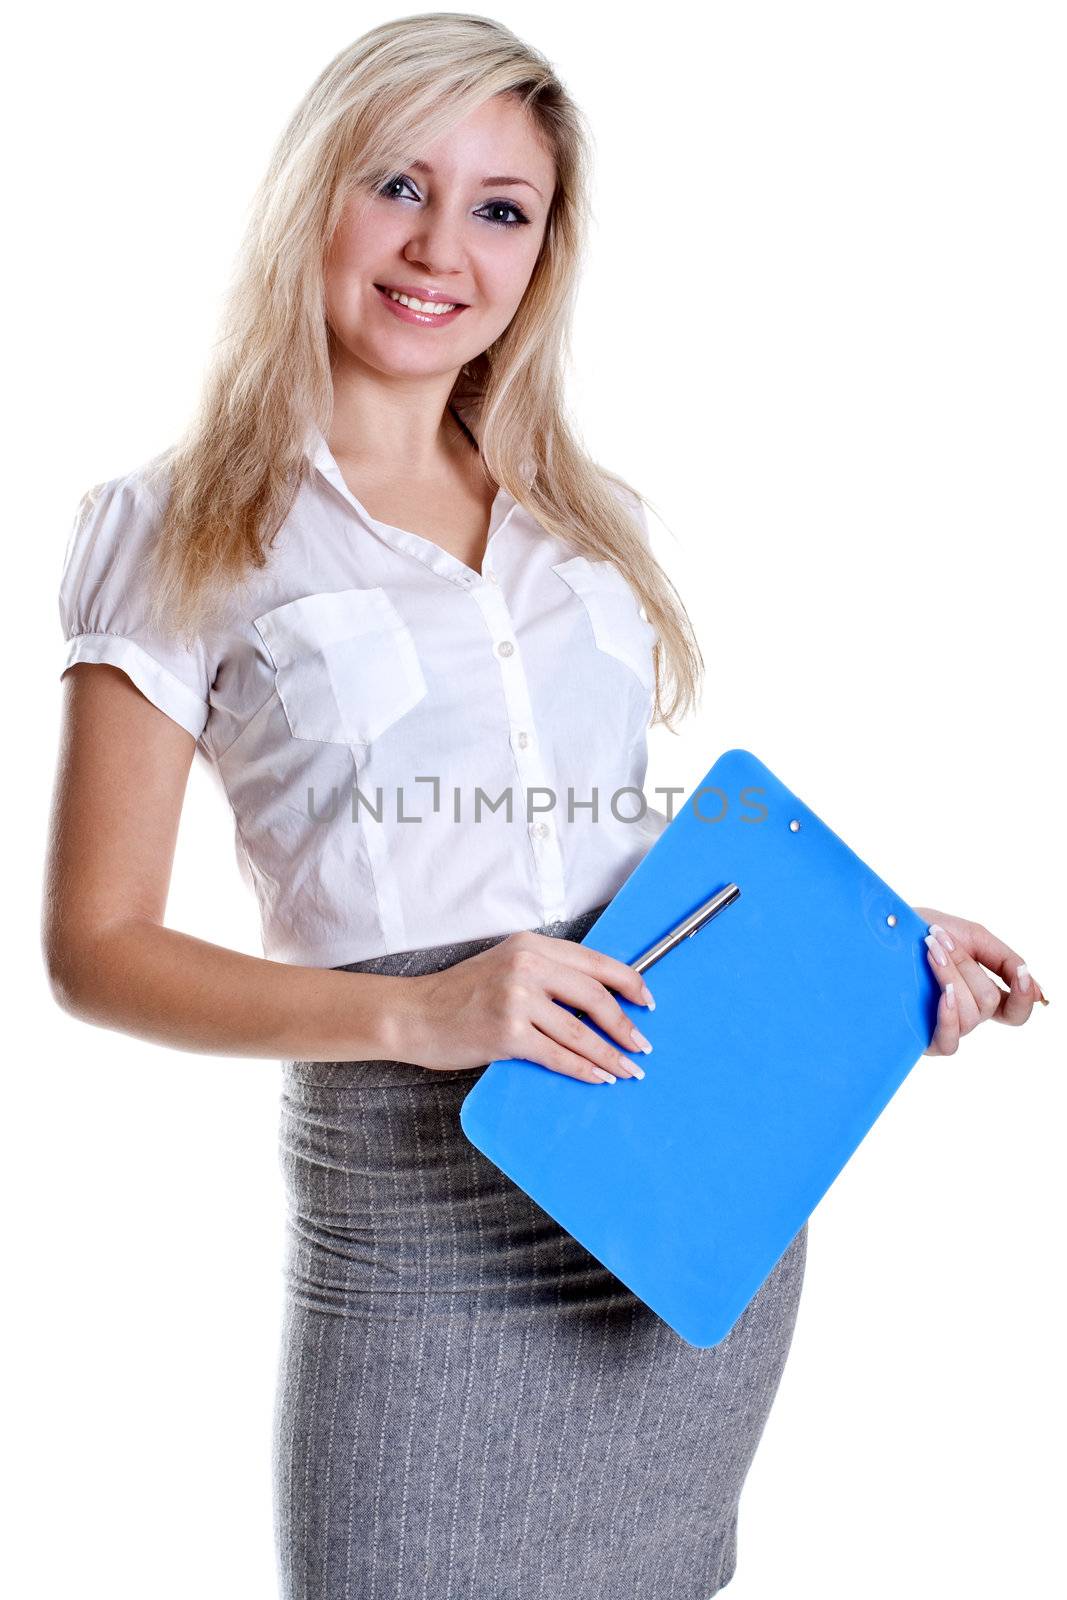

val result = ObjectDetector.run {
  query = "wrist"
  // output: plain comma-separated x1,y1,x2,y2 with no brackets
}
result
374,972,430,1066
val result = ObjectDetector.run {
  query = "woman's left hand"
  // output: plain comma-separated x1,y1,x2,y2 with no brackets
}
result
913,907,1048,1056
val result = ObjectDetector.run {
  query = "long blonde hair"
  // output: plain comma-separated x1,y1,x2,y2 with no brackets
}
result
144,12,703,729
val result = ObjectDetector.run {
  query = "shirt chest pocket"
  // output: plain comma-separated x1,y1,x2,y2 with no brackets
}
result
551,555,658,695
252,587,428,745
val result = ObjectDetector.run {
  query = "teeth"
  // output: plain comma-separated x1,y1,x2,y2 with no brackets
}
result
385,288,458,314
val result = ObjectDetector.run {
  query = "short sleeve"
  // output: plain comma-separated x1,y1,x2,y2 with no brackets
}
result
58,473,212,741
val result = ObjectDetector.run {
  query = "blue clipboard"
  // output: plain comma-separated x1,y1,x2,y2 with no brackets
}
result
459,748,941,1348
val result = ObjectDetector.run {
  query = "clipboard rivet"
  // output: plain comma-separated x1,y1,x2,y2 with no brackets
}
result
886,913,898,927
789,819,801,832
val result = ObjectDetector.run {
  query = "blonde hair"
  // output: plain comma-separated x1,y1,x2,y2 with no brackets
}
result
144,12,703,729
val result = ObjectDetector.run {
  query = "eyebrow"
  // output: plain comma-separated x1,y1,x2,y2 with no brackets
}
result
407,158,543,199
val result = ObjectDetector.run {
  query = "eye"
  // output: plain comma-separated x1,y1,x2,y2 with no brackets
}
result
377,175,531,229
475,200,531,229
379,174,419,202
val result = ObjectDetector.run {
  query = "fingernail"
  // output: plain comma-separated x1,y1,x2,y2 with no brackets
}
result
592,1067,616,1084
945,982,956,1009
1016,964,1031,993
629,1025,653,1054
641,984,655,1010
628,1062,646,1080
924,933,948,968
929,923,955,953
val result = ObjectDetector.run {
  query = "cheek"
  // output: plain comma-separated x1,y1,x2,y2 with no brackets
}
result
323,238,379,335
323,268,358,338
326,226,373,288
477,240,543,317
324,201,394,297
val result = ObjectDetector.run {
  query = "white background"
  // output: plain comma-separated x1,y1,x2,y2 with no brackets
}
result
8,3,1064,1595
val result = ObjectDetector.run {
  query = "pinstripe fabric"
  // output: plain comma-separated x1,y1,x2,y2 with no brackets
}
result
272,904,808,1598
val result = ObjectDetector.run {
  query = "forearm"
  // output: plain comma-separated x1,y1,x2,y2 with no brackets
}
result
48,916,425,1064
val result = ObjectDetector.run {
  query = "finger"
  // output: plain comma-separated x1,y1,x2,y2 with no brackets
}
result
924,981,961,1056
516,1015,633,1085
925,931,1001,1028
532,996,646,1081
1018,965,1049,1009
924,935,983,1033
929,919,1047,1009
494,939,649,1083
523,931,656,1011
540,960,655,1058
986,961,1039,1027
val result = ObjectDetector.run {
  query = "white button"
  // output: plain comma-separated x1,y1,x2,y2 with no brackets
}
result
516,730,530,749
497,640,515,658
529,820,550,839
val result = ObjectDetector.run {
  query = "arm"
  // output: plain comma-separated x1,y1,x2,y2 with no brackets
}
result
42,663,420,1063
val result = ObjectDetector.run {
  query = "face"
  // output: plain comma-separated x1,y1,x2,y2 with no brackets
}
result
324,94,557,381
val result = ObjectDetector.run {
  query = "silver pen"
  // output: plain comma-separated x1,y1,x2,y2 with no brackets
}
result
629,883,741,976
573,883,740,1021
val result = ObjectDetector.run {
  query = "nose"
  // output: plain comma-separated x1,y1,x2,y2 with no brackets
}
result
402,210,467,281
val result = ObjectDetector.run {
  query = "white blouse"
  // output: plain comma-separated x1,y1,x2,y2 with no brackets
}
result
58,428,670,967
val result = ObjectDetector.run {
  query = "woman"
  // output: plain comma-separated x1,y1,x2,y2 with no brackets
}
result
44,15,1047,1598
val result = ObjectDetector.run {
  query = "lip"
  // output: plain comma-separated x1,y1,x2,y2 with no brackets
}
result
374,283,469,327
375,282,468,305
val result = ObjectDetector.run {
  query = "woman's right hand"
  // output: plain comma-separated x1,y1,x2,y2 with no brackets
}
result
402,930,656,1083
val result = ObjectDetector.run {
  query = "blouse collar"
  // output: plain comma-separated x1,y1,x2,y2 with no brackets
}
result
306,424,519,591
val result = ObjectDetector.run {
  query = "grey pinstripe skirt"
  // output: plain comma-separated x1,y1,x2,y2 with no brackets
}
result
272,903,808,1599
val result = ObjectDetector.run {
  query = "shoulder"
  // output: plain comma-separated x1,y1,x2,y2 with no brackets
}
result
58,455,213,741
63,455,174,573
69,458,162,527
59,453,183,641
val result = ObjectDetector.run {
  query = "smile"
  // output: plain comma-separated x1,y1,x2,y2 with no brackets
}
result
374,284,469,326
